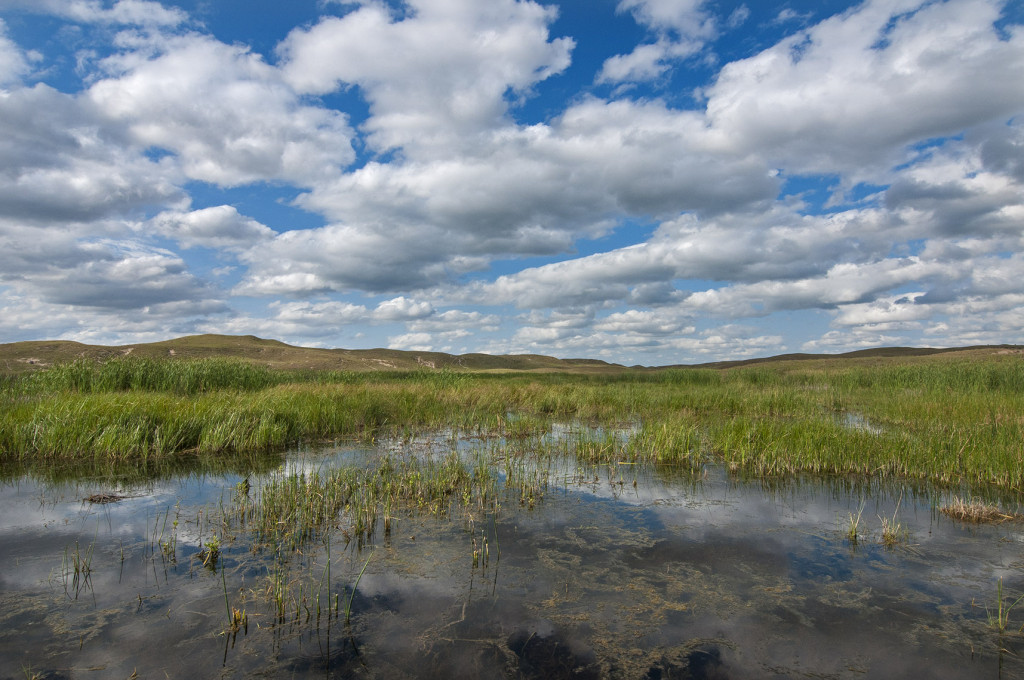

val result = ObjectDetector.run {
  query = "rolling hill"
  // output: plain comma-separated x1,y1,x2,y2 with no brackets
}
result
0,333,1020,375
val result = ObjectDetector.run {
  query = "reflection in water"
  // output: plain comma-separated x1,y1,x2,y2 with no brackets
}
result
1,431,1023,678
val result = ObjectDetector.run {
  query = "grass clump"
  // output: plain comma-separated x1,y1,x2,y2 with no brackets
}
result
240,450,504,550
845,501,866,545
941,497,1022,524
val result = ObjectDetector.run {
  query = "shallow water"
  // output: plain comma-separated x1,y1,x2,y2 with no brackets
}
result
2,435,1024,679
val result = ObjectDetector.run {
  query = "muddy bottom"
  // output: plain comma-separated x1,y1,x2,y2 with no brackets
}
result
1,440,1023,679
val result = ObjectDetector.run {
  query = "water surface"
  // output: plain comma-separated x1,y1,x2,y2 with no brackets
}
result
2,434,1023,679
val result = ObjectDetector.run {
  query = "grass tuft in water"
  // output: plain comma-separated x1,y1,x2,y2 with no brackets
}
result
845,501,866,545
345,549,374,625
988,577,1024,635
941,497,1021,524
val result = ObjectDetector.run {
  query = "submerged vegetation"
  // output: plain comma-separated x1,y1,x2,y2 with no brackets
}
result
2,351,1024,495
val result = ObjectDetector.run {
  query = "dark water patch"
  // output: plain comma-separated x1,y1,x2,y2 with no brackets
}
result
508,628,601,679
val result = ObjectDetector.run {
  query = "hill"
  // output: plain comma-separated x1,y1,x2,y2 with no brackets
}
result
0,334,1020,375
0,334,625,375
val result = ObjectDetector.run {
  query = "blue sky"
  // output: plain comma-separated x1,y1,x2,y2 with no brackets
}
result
0,0,1022,365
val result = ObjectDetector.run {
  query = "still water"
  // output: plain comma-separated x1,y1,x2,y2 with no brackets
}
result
1,433,1023,679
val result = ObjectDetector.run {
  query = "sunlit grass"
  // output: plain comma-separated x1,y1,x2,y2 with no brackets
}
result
3,355,1024,494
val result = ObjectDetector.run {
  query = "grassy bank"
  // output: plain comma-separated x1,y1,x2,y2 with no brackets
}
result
2,354,1024,492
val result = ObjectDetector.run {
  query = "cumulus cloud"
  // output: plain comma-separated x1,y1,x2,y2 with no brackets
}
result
147,206,274,251
234,222,457,296
277,0,574,153
597,39,701,84
210,296,440,346
598,0,714,84
0,235,221,310
0,84,183,223
286,97,778,295
1,0,188,27
468,205,898,310
374,296,433,321
0,293,219,345
407,309,501,334
89,33,355,186
0,19,31,85
705,0,1024,175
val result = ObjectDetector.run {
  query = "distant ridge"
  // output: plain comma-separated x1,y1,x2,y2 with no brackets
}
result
683,345,1024,369
0,333,624,375
0,334,1020,375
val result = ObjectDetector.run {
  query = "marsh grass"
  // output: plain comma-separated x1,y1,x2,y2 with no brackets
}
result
879,514,909,547
345,549,373,625
879,494,909,548
5,355,1024,494
238,447,509,552
941,497,1022,523
988,578,1024,635
846,501,866,545
61,540,94,598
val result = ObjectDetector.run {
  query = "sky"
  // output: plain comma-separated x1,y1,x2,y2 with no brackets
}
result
0,0,1022,366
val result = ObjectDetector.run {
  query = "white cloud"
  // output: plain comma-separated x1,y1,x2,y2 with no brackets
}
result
0,235,221,311
0,84,184,223
373,296,434,321
726,5,750,29
278,0,573,153
598,0,714,84
1,0,188,27
593,309,689,335
832,292,931,327
386,332,436,352
234,222,457,296
407,309,501,333
597,39,700,84
147,205,274,251
617,0,713,36
0,19,30,85
705,0,1024,175
89,33,355,186
290,97,778,295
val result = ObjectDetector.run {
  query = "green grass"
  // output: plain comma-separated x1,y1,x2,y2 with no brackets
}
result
989,577,1024,635
4,354,1024,494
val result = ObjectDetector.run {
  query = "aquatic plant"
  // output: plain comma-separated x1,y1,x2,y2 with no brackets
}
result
845,501,866,545
879,494,909,548
940,497,1020,523
879,514,909,548
200,535,221,569
345,549,374,625
988,578,1024,635
61,540,94,599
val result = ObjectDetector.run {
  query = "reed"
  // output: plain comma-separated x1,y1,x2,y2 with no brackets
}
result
61,540,94,598
846,501,866,545
345,549,374,625
989,577,1024,635
5,355,1024,494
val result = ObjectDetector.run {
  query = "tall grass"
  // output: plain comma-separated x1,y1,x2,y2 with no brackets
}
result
4,355,1024,493
21,357,283,395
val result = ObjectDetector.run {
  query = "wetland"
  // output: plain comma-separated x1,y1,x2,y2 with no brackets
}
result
2,351,1024,678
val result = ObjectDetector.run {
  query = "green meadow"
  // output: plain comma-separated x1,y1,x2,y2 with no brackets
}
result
3,350,1023,493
